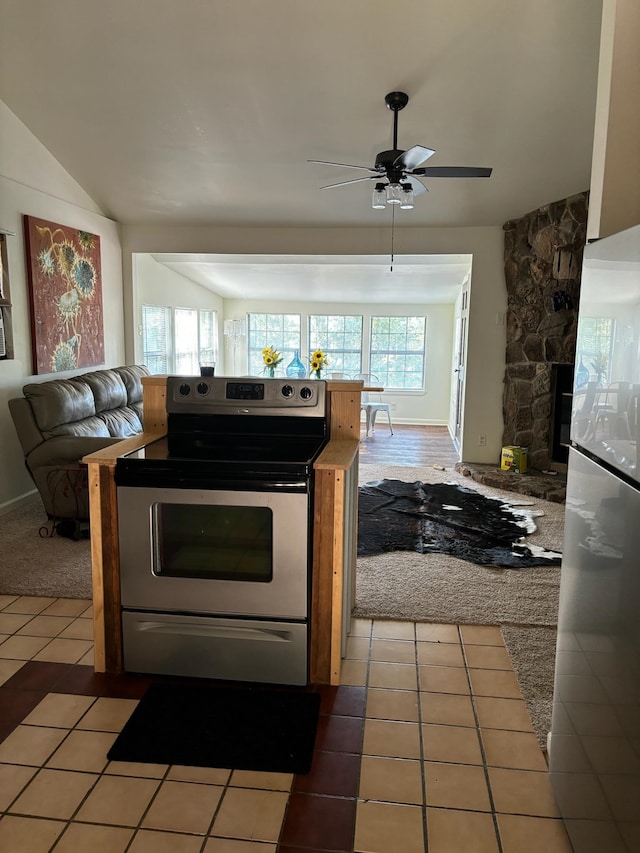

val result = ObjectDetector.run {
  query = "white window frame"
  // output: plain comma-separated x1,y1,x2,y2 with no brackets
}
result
308,314,363,377
141,304,171,375
247,312,301,376
369,315,427,390
141,304,217,374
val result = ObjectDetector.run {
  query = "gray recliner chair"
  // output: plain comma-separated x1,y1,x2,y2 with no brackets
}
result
9,365,149,537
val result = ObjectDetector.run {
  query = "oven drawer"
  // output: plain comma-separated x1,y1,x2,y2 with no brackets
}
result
122,611,308,685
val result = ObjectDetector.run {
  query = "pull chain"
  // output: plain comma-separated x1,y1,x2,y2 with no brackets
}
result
390,206,395,272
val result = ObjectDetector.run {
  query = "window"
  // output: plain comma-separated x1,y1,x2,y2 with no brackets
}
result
576,317,615,385
0,233,14,360
175,308,198,374
308,314,363,376
142,305,171,374
247,313,301,375
142,305,217,375
370,316,426,389
199,311,216,365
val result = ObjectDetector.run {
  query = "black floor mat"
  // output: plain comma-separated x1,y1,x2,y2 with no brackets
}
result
107,682,321,774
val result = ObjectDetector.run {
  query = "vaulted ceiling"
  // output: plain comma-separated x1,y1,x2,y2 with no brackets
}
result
0,0,604,299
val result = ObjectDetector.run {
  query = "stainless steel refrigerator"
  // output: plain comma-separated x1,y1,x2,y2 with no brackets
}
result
549,224,640,852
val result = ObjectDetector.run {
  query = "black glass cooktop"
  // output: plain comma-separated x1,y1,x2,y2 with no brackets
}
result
114,435,328,491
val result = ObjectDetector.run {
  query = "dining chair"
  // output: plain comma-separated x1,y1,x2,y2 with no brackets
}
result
572,381,598,440
594,381,633,439
627,385,640,444
355,373,393,436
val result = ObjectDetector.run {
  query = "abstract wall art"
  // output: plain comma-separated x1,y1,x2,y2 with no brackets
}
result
24,215,105,374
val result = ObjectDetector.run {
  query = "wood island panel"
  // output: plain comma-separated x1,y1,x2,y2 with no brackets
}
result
85,376,362,680
310,438,359,684
84,375,168,673
140,374,168,433
87,460,122,673
325,380,363,440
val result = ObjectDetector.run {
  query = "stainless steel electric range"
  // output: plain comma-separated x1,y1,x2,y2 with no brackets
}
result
114,376,328,686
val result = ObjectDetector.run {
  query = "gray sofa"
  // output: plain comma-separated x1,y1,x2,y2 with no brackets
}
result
9,365,149,536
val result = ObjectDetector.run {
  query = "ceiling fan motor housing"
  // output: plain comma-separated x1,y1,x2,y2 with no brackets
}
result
375,149,408,185
374,149,405,171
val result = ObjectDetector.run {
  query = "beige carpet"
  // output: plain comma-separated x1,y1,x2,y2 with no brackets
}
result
357,462,563,748
0,496,92,599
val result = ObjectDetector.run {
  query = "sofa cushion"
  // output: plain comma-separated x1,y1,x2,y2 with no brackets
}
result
96,407,143,437
23,379,96,436
114,365,147,404
47,415,111,438
81,369,128,413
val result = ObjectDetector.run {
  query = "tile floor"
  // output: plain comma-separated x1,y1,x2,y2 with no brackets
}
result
0,594,573,852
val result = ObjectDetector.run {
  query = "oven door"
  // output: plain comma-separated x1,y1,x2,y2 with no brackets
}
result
117,485,310,620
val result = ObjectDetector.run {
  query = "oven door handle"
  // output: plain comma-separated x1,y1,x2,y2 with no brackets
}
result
135,620,295,643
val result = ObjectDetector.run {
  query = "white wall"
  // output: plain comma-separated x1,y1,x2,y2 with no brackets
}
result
588,0,640,239
223,298,454,425
122,224,507,461
0,101,126,511
133,255,224,367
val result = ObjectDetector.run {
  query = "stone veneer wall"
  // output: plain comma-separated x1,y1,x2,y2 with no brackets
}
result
502,192,589,471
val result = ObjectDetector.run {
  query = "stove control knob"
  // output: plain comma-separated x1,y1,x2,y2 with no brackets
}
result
299,386,313,400
281,384,295,398
178,383,191,396
196,382,209,395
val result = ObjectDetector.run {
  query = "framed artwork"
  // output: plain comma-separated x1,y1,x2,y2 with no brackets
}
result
23,215,105,374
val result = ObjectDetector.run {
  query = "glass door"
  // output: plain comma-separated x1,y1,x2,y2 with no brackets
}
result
153,503,273,583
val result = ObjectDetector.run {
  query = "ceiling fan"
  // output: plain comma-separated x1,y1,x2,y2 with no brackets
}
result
309,91,492,209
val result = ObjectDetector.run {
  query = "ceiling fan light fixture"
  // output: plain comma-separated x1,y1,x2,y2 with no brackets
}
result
400,183,414,209
372,183,386,209
386,183,403,205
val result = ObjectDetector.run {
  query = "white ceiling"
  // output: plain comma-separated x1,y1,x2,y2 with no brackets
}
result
152,253,473,304
0,0,604,301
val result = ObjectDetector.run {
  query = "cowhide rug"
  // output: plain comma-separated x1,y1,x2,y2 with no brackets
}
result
358,479,562,568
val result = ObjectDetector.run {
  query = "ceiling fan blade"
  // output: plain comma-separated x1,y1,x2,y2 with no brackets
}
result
320,176,379,189
394,145,436,171
404,175,428,196
411,166,493,178
308,159,377,173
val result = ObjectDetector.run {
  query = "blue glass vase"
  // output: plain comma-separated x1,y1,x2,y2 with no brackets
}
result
286,349,306,378
575,357,588,389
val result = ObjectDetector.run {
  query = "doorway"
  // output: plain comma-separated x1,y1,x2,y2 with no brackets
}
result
451,278,469,454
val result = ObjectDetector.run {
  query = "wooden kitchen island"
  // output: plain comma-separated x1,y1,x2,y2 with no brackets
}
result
83,376,363,686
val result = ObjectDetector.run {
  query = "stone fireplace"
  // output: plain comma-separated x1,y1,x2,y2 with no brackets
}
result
502,192,589,471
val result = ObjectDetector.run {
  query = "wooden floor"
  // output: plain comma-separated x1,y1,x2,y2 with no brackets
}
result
358,423,460,468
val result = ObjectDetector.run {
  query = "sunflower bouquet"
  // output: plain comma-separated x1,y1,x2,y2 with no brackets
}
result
262,346,283,377
309,348,329,379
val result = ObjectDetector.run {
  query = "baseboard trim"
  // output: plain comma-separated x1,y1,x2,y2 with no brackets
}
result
0,489,38,517
369,418,449,426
